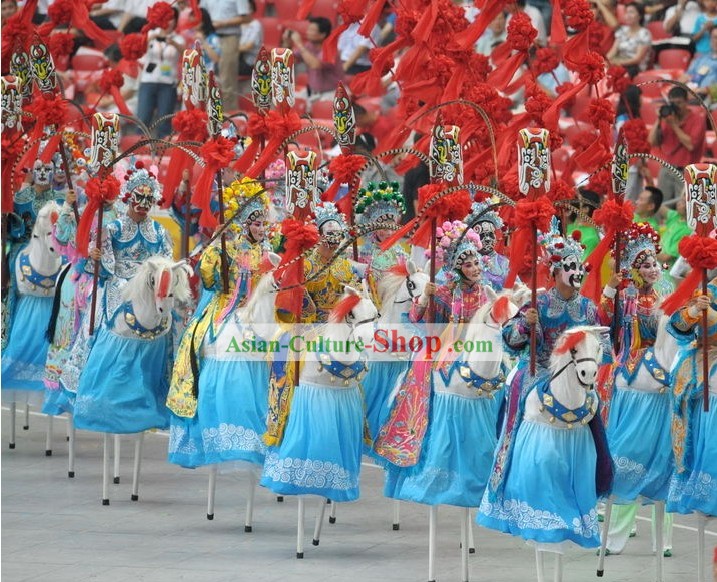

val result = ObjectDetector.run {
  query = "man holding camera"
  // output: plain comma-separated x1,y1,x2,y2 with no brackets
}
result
648,85,706,203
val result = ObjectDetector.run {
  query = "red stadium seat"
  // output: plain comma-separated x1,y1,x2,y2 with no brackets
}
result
275,0,337,23
259,17,283,48
647,21,669,41
657,48,691,70
71,50,109,71
310,99,334,118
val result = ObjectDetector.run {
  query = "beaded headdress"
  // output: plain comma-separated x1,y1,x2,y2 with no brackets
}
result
355,181,405,226
620,222,661,271
224,177,270,227
466,199,504,230
444,221,483,271
539,217,585,271
315,201,347,231
120,160,162,206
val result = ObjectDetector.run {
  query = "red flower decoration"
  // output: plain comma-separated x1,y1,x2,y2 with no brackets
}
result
48,32,76,59
506,11,537,52
47,0,73,25
120,33,148,61
587,168,612,197
200,136,236,166
588,98,615,126
281,218,320,253
621,118,650,154
525,83,553,122
99,69,125,93
564,0,595,32
145,2,175,30
592,196,633,231
532,47,560,76
338,0,367,24
513,196,555,232
172,109,209,142
25,92,68,128
549,179,575,203
573,51,605,85
328,153,366,185
607,65,630,94
76,175,121,255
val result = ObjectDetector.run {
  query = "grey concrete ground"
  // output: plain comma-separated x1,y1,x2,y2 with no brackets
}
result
2,407,714,582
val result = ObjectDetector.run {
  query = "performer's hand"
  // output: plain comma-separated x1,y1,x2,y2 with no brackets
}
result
607,271,623,289
688,294,711,317
65,190,77,206
89,247,101,261
418,282,436,306
524,308,538,326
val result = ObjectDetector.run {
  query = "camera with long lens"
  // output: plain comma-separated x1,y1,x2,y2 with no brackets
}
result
659,103,676,118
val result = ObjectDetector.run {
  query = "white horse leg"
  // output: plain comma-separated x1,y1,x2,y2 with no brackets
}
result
207,465,218,520
102,433,110,505
393,499,401,530
244,471,257,532
553,553,563,582
597,498,613,577
312,497,328,546
697,513,706,582
45,414,53,456
113,434,121,484
130,432,144,502
535,548,545,582
329,499,337,524
468,508,476,554
654,501,664,582
428,505,437,582
23,402,29,430
297,496,305,559
9,401,16,449
460,507,469,582
67,416,75,478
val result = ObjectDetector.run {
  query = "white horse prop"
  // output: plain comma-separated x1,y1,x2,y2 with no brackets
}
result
2,201,64,451
72,255,191,505
478,326,612,582
259,282,379,559
597,314,680,581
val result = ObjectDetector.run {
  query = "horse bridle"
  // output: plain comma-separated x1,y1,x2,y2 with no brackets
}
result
550,348,599,388
392,275,419,305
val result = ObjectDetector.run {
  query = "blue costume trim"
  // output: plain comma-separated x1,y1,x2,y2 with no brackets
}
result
438,360,505,397
317,352,367,382
538,378,598,427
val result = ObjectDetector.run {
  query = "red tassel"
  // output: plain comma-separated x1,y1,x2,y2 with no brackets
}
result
39,133,63,164
505,228,532,288
162,150,194,208
487,52,526,92
454,1,506,50
412,0,438,43
110,86,132,116
542,80,587,127
71,2,113,49
193,167,218,229
359,0,388,37
297,0,318,20
551,0,567,46
322,22,350,64
661,269,703,315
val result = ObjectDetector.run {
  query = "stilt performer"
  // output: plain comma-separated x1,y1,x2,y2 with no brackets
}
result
662,163,717,411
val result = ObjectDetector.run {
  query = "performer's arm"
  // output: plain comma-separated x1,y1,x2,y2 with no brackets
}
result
54,190,78,245
670,294,711,334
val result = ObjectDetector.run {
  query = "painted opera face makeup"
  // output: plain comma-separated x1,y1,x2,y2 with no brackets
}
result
557,253,585,289
130,184,155,216
477,221,496,255
32,159,54,188
247,218,267,243
320,220,344,248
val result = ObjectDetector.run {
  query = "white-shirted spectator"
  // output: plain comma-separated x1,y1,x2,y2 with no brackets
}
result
338,21,381,75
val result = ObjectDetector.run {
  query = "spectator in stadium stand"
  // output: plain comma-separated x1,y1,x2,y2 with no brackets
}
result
656,194,692,268
606,2,652,78
90,0,125,30
648,85,707,202
692,0,717,55
203,0,252,110
194,8,222,74
476,10,508,57
337,20,381,75
237,0,262,76
1,0,17,27
633,185,664,231
117,0,157,34
352,103,394,150
282,17,344,100
136,6,186,138
654,0,701,57
681,26,717,102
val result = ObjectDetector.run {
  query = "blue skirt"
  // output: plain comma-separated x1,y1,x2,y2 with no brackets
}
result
73,328,170,434
2,294,53,392
384,390,503,507
667,394,717,516
478,420,600,548
607,388,673,503
168,356,269,468
260,382,364,501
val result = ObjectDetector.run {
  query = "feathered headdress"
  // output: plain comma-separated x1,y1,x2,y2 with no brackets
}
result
224,177,270,228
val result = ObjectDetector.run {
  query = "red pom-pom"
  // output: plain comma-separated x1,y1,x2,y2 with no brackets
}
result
47,0,73,25
200,136,236,166
172,109,209,141
506,11,537,52
120,33,148,61
621,119,650,154
99,68,125,93
328,153,366,185
593,196,634,231
25,92,68,128
513,196,556,232
532,47,560,76
135,160,145,169
571,230,582,242
145,2,175,30
48,32,76,59
571,51,605,85
564,0,595,32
